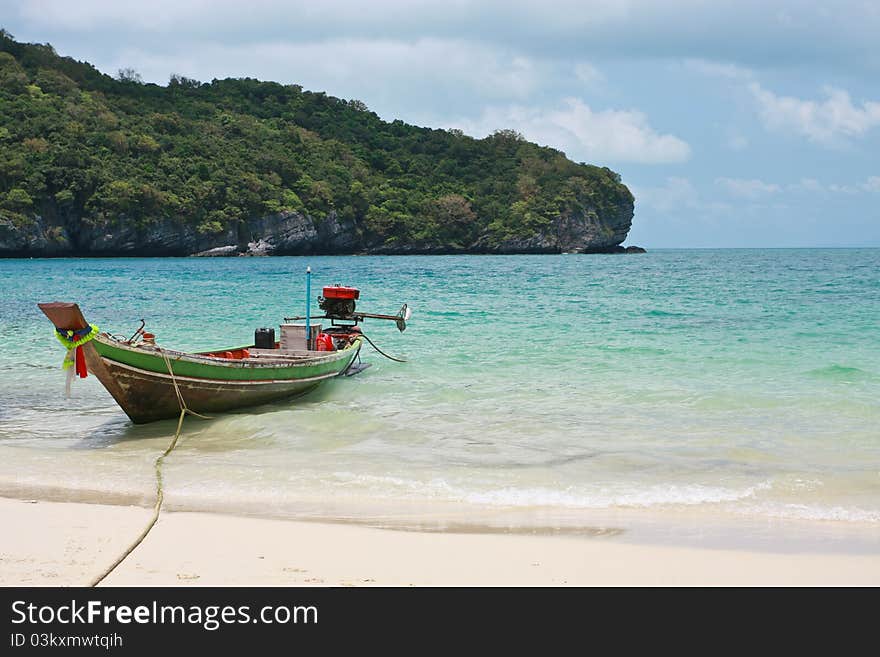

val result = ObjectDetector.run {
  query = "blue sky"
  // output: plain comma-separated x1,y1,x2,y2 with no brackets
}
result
2,0,878,247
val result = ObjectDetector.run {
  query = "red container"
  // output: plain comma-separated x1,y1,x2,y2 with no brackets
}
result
315,333,335,351
322,285,360,300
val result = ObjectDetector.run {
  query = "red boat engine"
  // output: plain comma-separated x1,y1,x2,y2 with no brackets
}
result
286,281,408,335
318,284,360,319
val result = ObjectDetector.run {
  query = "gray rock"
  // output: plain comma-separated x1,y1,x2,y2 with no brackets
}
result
244,239,274,256
236,210,360,255
477,199,634,254
192,245,239,257
0,193,634,256
0,215,73,256
72,215,237,256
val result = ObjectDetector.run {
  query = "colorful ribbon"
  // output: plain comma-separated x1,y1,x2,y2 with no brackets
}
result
55,324,99,383
55,324,100,351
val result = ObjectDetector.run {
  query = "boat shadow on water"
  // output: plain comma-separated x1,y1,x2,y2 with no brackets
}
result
70,380,349,450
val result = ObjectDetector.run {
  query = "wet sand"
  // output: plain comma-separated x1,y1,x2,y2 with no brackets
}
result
2,497,878,586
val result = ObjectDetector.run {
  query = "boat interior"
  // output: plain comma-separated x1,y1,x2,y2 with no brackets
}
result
197,344,344,362
199,346,255,360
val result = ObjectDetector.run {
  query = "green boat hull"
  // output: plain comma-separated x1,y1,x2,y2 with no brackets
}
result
85,334,362,424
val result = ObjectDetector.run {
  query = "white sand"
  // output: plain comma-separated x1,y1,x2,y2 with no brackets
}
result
2,497,879,586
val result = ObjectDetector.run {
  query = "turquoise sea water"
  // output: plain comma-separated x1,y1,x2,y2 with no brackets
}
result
1,250,878,552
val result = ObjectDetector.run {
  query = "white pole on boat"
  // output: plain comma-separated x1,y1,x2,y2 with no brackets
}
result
305,265,312,349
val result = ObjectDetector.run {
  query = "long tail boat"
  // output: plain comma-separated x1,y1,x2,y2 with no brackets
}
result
38,282,409,424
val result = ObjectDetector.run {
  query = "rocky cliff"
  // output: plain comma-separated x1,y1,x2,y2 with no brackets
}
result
0,200,634,257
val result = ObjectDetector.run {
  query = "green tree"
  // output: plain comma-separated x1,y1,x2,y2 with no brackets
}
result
2,188,33,211
117,67,143,83
0,33,633,254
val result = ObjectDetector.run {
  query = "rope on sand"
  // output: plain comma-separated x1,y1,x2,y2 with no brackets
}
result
88,349,208,587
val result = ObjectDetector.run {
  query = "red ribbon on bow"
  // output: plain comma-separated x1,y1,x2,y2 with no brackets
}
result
75,345,88,378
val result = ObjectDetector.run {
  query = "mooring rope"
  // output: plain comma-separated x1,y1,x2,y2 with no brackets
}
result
88,337,394,585
158,349,211,421
89,349,208,587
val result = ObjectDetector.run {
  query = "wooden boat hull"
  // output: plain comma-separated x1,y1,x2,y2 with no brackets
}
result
83,335,361,424
38,301,365,424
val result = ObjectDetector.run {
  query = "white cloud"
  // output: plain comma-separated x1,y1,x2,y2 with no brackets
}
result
632,177,700,213
687,60,880,149
13,1,880,73
573,62,603,85
107,38,545,108
821,177,880,193
726,134,749,151
684,59,754,81
787,178,824,193
447,98,690,164
749,83,880,144
716,177,781,198
632,177,727,215
781,176,880,194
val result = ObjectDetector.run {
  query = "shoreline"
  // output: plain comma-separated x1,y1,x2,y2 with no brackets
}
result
3,497,879,586
3,247,879,261
3,482,880,556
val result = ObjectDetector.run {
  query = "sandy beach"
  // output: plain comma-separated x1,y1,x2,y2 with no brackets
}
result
2,497,878,586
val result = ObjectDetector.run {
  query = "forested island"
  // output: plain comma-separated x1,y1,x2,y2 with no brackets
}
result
0,31,637,257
